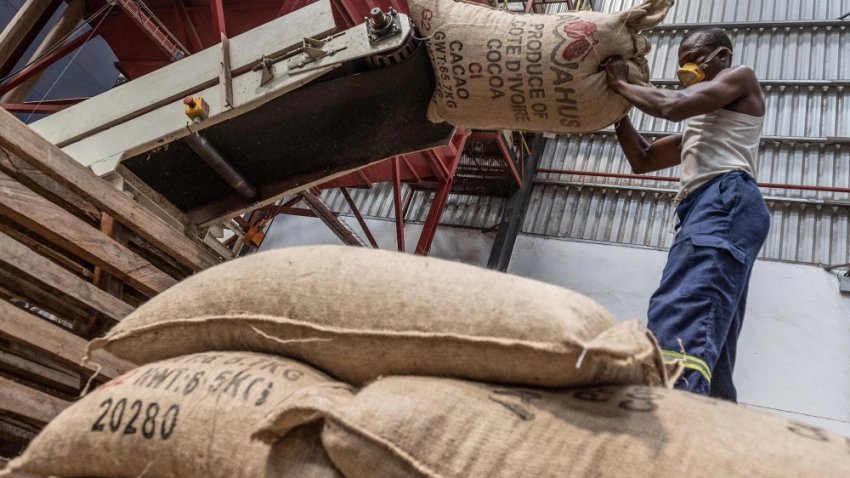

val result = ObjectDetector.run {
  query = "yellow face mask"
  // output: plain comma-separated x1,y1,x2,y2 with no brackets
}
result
677,46,730,87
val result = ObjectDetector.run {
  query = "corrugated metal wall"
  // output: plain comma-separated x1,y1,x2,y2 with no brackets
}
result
323,0,850,266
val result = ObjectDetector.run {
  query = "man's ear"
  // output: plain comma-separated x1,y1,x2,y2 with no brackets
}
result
720,49,733,66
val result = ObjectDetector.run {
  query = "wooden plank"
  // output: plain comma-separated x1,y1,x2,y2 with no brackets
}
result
0,268,92,331
0,376,68,424
0,0,60,74
0,109,220,272
116,164,198,236
0,217,93,280
0,350,80,393
0,338,83,391
0,300,133,381
0,146,100,224
0,230,133,324
0,171,177,296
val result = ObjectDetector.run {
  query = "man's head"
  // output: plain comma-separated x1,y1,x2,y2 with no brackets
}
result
678,28,734,84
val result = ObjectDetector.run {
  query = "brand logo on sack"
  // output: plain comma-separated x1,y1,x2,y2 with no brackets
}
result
554,20,599,63
420,9,433,32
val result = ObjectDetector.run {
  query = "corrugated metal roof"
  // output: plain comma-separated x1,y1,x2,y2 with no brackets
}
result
321,0,850,266
644,28,849,83
599,0,850,22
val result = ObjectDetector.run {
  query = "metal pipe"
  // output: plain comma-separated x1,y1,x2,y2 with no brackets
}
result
392,156,405,252
532,178,850,208
650,20,850,31
583,129,850,146
536,168,850,194
184,133,257,200
650,79,850,88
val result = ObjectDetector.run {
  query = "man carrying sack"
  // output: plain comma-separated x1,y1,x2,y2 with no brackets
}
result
603,28,770,401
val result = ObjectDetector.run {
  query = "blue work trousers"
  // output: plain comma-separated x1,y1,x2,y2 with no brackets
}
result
648,170,770,402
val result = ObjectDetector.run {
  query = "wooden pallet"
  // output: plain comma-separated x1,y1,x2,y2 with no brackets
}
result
0,109,222,461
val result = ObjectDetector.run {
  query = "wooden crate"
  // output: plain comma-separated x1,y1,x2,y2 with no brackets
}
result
0,109,222,461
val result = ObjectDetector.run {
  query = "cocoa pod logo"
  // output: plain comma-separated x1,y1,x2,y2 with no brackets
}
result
420,9,433,32
553,20,599,63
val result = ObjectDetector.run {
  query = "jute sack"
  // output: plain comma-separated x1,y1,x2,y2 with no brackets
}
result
89,245,670,388
409,0,673,133
254,377,850,478
3,352,342,478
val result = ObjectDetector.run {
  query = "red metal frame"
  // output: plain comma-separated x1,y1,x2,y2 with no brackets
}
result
0,97,87,114
115,0,187,61
173,0,204,53
467,131,522,186
210,0,227,35
0,1,518,256
0,32,94,96
340,187,379,247
414,129,470,254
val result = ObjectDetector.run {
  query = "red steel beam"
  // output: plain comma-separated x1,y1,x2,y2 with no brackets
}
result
173,0,203,52
277,0,311,18
210,0,227,35
116,0,187,61
0,32,92,96
495,133,522,186
536,168,850,194
414,131,471,255
340,187,379,248
1,102,68,113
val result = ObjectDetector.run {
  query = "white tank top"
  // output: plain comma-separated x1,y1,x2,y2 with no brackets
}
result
677,108,764,201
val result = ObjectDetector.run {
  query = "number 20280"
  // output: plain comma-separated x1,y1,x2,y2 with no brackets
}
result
91,398,179,440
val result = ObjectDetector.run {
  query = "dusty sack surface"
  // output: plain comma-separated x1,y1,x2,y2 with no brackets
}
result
90,245,669,388
5,352,342,478
408,0,674,133
255,377,850,478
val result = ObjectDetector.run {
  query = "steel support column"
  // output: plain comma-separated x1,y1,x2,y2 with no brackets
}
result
301,190,367,247
414,129,470,255
487,134,544,272
210,0,227,36
340,187,379,248
392,156,405,252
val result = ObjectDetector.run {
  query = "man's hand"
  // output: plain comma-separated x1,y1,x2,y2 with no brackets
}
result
603,57,630,92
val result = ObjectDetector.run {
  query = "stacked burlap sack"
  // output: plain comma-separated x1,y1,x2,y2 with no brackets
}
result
5,246,849,477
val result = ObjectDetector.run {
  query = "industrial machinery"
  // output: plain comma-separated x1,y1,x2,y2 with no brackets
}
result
28,0,454,230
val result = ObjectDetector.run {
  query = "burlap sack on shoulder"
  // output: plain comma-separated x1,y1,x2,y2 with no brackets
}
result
254,377,850,478
409,0,673,133
4,352,342,478
89,245,670,388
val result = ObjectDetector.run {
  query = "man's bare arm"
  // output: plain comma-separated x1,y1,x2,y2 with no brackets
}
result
605,63,757,122
614,117,683,174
